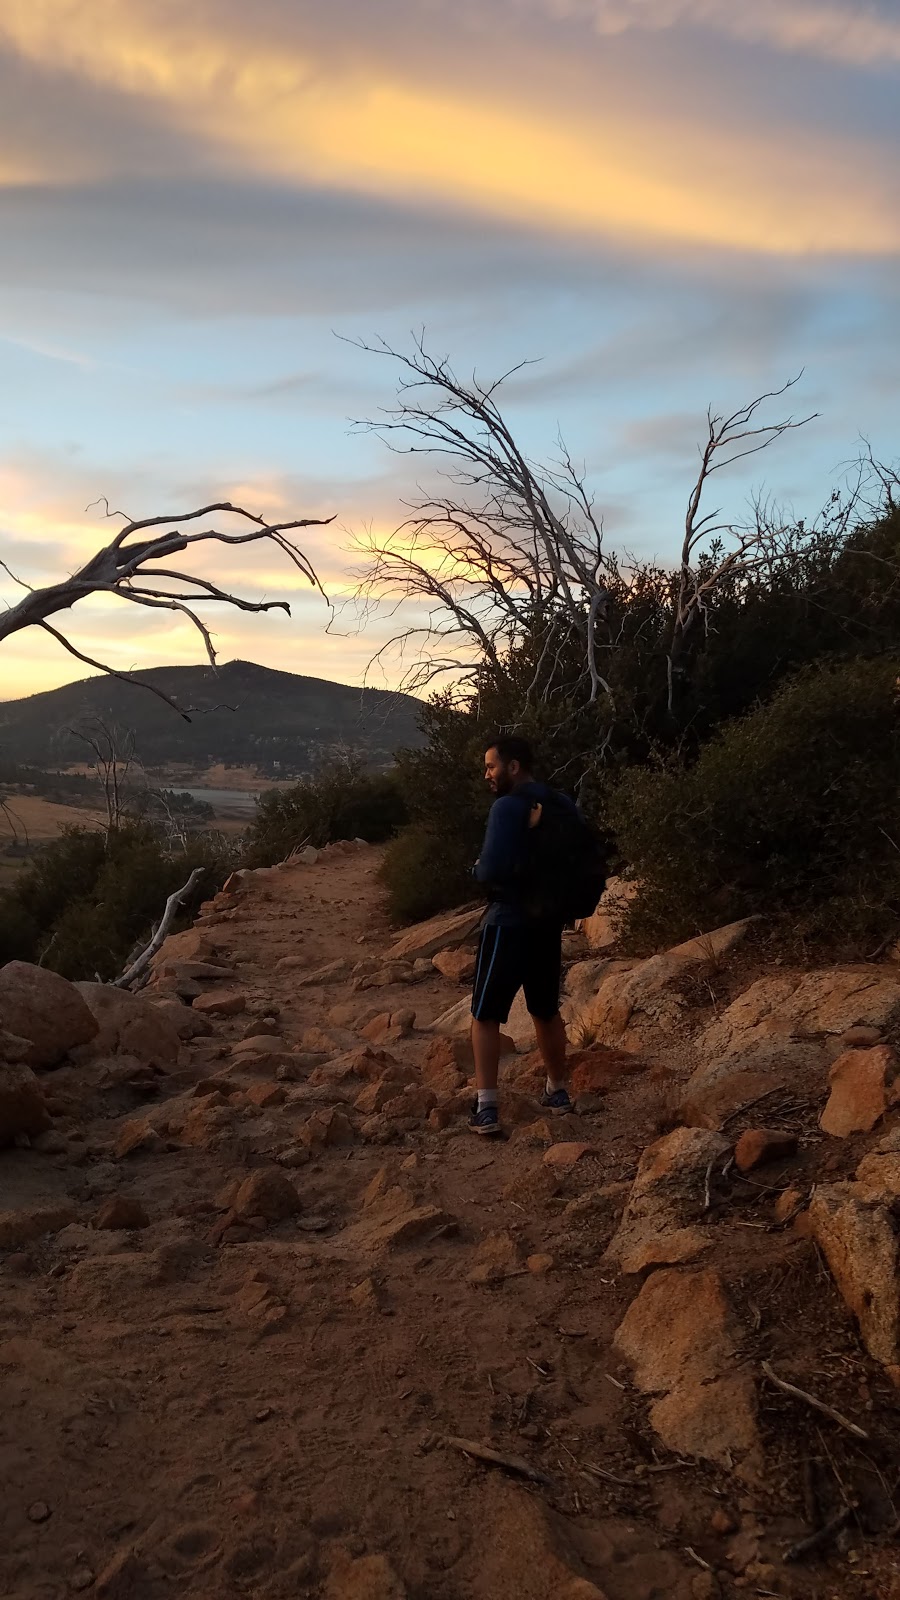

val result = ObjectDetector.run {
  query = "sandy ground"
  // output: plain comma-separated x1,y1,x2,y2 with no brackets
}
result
2,848,899,1599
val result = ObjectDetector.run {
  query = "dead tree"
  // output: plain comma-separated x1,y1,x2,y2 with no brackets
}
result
667,379,817,710
344,337,616,713
69,718,137,834
0,501,332,716
346,340,817,734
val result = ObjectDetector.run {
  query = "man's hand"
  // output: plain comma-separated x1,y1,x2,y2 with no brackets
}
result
528,802,543,830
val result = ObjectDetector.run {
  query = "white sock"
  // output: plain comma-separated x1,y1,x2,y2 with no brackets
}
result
477,1089,498,1110
545,1076,567,1095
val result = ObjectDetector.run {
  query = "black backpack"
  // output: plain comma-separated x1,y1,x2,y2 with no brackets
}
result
518,791,608,923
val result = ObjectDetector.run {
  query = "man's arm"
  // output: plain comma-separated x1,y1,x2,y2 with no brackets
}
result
474,795,527,886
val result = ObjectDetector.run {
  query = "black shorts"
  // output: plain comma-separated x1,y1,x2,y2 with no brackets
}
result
470,921,563,1024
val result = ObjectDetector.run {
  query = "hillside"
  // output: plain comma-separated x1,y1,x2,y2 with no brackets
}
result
0,661,423,774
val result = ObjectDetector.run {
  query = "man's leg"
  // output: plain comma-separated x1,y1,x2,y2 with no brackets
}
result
533,1011,569,1089
524,922,572,1111
468,925,518,1135
471,1018,502,1094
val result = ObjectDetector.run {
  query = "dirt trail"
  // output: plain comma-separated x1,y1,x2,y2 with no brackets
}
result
2,847,898,1599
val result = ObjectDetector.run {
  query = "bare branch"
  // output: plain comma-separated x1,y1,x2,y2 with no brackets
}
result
1,501,333,712
113,866,206,989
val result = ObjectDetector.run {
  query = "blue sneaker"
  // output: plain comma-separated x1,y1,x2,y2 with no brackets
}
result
540,1086,574,1114
468,1100,503,1137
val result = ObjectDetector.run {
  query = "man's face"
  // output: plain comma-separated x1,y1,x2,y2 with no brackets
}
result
484,746,517,796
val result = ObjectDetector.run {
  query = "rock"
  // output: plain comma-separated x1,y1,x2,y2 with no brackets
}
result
151,928,223,967
233,1168,302,1222
577,875,637,952
348,1276,387,1313
468,1229,524,1284
114,1118,165,1158
0,1204,76,1247
361,1011,415,1046
421,1034,472,1086
300,1107,355,1150
855,1125,900,1198
569,919,752,1050
614,1267,761,1476
387,904,482,962
293,959,349,988
473,1481,612,1600
354,1070,418,1116
344,1185,455,1253
809,1183,900,1366
73,983,181,1068
241,1017,282,1041
325,1549,406,1600
512,1119,554,1147
432,948,477,983
0,962,98,1067
734,1128,799,1173
604,1127,730,1274
820,1045,900,1137
150,999,214,1039
680,1062,782,1132
567,1044,649,1097
0,1028,30,1061
192,989,246,1017
93,1194,150,1230
0,1061,51,1147
233,1034,287,1056
773,1188,805,1223
27,1501,51,1523
543,1142,595,1171
840,1025,883,1048
527,1253,554,1274
700,968,900,1074
245,1082,286,1108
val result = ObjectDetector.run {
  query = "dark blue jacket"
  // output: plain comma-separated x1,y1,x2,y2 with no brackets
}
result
474,780,577,927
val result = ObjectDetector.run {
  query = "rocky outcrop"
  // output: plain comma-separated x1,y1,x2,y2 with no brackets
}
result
576,874,637,952
0,961,98,1067
809,1183,900,1369
569,919,751,1051
604,1126,729,1274
614,1267,761,1477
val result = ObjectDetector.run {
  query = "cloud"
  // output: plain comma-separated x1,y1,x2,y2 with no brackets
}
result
530,0,900,69
0,4,897,257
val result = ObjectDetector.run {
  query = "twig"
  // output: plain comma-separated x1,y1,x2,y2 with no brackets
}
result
722,1087,786,1128
761,1362,869,1441
684,1546,712,1572
444,1435,553,1486
783,1505,854,1563
703,1156,715,1213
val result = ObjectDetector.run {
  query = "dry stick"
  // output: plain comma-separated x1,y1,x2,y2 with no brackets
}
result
783,1505,855,1564
112,866,205,989
444,1436,553,1487
722,1086,787,1128
761,1362,870,1442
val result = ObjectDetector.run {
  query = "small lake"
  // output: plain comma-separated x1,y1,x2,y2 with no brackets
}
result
181,787,260,816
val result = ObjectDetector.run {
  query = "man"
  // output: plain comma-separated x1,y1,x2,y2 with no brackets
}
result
469,736,574,1136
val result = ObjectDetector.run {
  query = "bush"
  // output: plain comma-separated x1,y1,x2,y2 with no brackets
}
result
607,655,900,956
378,824,479,925
243,756,408,866
0,823,235,980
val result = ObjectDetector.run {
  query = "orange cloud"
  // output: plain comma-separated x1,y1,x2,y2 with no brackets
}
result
1,2,897,255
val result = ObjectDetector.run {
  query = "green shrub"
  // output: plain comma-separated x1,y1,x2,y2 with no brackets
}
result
607,655,900,956
378,824,478,924
243,756,408,866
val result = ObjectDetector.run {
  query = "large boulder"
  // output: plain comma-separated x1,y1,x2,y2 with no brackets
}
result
809,1183,900,1369
568,920,751,1052
613,1267,761,1477
0,1060,51,1146
73,984,181,1069
576,875,637,953
387,905,482,962
0,962,98,1067
604,1126,729,1274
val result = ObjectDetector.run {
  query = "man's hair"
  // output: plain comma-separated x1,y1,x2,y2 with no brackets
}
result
487,734,535,771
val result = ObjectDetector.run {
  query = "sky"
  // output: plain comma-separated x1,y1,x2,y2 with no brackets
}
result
0,0,898,701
